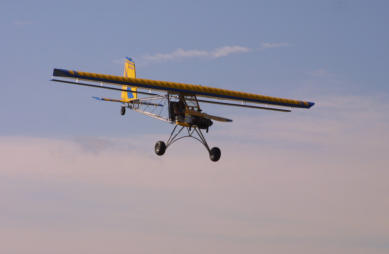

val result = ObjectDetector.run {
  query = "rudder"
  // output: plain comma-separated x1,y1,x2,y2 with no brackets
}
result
121,57,137,101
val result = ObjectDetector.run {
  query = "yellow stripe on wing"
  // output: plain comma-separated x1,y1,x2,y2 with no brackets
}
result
53,68,315,109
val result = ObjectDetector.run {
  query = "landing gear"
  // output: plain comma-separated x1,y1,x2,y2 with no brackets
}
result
209,147,221,162
155,125,222,162
121,106,126,115
154,141,166,156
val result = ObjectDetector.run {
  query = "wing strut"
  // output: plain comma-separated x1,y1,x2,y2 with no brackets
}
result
188,98,291,112
51,78,159,96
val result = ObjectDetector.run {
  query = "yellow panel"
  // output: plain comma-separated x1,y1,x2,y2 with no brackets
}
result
122,58,137,101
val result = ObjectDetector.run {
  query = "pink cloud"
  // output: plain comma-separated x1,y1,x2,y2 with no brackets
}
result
0,94,388,253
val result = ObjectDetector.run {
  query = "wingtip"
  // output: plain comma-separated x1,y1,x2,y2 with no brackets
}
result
53,68,73,77
92,96,102,101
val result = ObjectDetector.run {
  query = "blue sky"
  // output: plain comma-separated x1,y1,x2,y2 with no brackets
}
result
1,0,388,136
1,1,389,253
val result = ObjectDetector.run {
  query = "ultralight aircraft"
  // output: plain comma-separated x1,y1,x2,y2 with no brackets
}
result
51,57,314,162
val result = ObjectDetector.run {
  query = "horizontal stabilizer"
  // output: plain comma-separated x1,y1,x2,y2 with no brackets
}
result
92,96,163,107
92,96,124,103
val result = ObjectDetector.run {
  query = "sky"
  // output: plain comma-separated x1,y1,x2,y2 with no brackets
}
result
1,0,389,253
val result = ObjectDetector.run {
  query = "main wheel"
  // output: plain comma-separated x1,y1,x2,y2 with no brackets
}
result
155,141,166,156
121,106,126,116
209,147,221,162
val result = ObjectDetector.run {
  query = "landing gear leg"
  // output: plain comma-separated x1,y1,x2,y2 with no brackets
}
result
121,106,126,116
155,125,222,162
193,127,221,162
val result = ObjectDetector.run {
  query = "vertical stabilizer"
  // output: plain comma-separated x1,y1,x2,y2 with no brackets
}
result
121,57,137,101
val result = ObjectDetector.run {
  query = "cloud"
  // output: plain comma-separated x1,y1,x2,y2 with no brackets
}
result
120,43,289,65
1,94,388,253
141,45,251,64
142,48,208,62
210,45,251,58
217,94,389,155
260,42,290,49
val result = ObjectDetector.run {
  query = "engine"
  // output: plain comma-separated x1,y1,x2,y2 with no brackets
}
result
169,101,213,130
185,115,213,129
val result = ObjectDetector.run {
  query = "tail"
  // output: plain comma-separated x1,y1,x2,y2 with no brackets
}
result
121,57,137,101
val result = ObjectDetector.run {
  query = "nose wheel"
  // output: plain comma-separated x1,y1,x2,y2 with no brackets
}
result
121,106,126,115
154,125,221,162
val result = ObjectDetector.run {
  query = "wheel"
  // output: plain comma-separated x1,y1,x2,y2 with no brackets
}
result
209,147,221,162
155,141,166,156
121,106,126,116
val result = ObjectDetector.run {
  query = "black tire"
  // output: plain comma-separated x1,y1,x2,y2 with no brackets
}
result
155,141,166,156
121,106,126,116
209,147,221,162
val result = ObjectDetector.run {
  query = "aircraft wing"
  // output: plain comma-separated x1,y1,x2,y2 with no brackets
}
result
52,68,314,109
